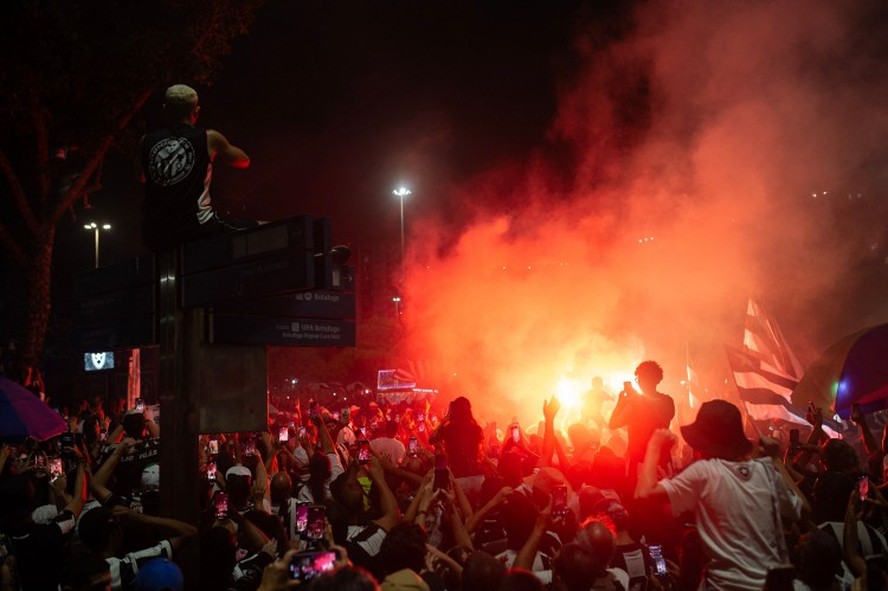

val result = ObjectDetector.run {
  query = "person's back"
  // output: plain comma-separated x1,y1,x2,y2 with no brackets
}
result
142,122,212,250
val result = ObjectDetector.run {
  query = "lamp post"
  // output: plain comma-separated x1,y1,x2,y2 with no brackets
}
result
84,222,111,269
392,187,411,261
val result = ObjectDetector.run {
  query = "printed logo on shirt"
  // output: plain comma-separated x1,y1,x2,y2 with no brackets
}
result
735,464,752,480
148,137,195,186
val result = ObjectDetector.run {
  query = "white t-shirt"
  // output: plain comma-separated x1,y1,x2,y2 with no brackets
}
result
370,437,406,465
296,452,344,503
660,457,803,591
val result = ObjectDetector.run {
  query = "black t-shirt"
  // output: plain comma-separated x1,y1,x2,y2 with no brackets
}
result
103,438,160,495
9,510,76,591
141,123,212,250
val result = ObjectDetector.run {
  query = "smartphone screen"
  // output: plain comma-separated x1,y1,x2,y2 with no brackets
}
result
289,550,336,581
214,492,229,519
279,427,289,443
307,505,326,540
135,398,144,412
859,475,869,501
49,457,63,478
511,425,520,443
244,439,257,456
296,502,310,533
649,544,667,576
357,439,371,464
297,426,306,438
208,439,219,455
552,485,568,516
341,407,350,423
408,436,418,456
207,462,217,481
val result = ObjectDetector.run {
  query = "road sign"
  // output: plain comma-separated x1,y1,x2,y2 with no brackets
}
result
207,314,356,347
181,252,316,307
181,216,315,275
213,291,356,319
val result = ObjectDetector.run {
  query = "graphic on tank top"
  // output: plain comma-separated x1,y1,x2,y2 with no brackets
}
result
148,137,196,186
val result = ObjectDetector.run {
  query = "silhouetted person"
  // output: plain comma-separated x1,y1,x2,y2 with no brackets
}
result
608,361,675,483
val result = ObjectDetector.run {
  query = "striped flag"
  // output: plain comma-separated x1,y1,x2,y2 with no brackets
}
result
725,344,807,425
728,299,841,436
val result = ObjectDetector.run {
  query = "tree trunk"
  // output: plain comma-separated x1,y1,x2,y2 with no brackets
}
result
22,229,56,369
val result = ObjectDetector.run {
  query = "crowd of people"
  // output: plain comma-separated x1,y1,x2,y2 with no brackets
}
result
1,361,887,591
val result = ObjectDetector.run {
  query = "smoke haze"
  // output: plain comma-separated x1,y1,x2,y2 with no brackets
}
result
401,0,888,425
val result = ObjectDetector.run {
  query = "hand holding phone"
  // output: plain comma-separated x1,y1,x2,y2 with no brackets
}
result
648,544,667,577
214,492,229,519
289,550,336,581
357,439,371,464
858,474,870,502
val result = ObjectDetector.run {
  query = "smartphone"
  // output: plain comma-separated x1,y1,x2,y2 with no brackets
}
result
357,439,371,464
49,457,63,479
295,502,310,533
552,485,568,517
214,492,229,519
60,432,74,448
297,426,306,438
135,398,144,412
433,455,449,491
763,564,795,591
207,462,217,482
859,474,870,502
279,427,289,443
244,439,257,457
99,429,108,442
623,381,633,394
208,439,219,455
789,429,799,452
289,550,336,581
511,424,520,443
648,544,667,577
408,436,419,456
307,505,326,540
341,407,350,423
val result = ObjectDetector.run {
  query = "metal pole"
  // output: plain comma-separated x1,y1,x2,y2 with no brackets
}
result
399,194,405,261
94,227,100,269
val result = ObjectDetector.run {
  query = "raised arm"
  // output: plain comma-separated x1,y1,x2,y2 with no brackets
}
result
635,429,674,502
369,456,401,532
207,129,250,168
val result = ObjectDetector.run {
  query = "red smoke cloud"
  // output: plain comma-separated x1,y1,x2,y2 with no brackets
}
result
399,0,888,428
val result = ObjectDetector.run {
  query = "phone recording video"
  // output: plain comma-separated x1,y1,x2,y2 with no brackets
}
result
295,502,310,533
858,474,870,502
552,485,568,517
208,439,219,455
244,439,257,457
135,398,145,412
49,457,63,479
648,544,667,577
408,436,419,456
214,492,229,519
278,427,289,443
357,439,371,464
207,462,217,482
289,550,336,581
307,505,326,540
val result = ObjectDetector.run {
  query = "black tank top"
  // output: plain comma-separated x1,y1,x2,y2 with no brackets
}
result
141,123,212,250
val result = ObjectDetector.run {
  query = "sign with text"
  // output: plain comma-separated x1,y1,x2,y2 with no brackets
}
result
207,315,356,347
213,291,355,319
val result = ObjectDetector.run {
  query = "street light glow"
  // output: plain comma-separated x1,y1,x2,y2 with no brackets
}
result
83,221,112,269
393,187,411,199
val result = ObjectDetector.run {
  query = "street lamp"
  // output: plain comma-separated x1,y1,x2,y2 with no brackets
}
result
83,222,111,269
392,187,411,261
392,296,402,318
